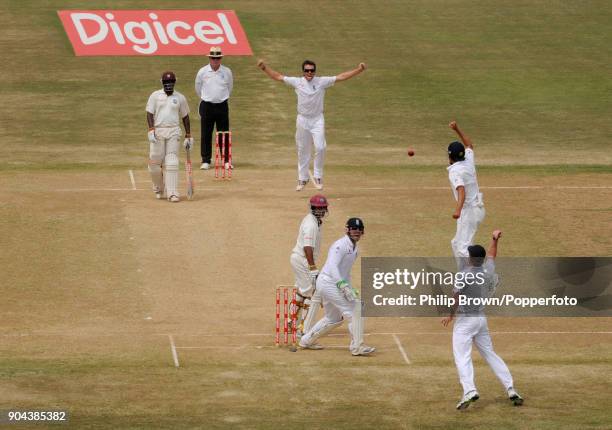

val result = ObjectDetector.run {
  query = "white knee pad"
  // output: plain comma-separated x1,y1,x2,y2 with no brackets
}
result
301,317,342,346
148,159,163,191
302,289,322,334
164,153,179,197
348,300,364,352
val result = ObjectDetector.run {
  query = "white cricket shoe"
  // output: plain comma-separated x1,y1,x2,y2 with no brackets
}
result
351,345,376,356
314,177,323,190
507,387,524,406
153,186,163,200
298,341,324,350
456,391,479,410
224,162,234,170
168,195,180,203
295,180,307,192
200,162,210,170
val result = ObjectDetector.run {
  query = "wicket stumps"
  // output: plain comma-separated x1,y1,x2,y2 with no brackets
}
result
214,131,232,180
275,286,297,348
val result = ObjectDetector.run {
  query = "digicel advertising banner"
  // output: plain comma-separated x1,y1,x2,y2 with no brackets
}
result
57,10,252,56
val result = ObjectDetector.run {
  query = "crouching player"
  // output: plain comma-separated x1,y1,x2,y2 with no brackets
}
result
299,218,375,356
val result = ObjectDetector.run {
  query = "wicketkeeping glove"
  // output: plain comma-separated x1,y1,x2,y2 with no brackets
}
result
337,280,359,302
183,136,194,150
147,129,157,144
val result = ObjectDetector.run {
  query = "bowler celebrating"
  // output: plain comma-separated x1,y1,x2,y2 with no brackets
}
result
257,59,366,191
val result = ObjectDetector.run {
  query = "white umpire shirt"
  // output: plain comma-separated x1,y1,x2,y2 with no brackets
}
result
447,148,481,206
319,235,359,285
145,90,190,128
283,76,336,117
194,64,233,103
292,213,322,260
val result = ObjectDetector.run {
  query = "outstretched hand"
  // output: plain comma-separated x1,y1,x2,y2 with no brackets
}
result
449,121,458,131
257,59,266,70
359,62,367,71
492,230,502,240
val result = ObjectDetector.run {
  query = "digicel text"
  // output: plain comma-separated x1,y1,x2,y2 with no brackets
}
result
58,10,253,56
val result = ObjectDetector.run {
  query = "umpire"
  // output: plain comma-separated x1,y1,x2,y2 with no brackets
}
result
195,46,233,170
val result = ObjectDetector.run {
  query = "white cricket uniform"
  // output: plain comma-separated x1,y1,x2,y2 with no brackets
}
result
146,89,190,197
283,76,336,181
290,213,322,297
452,259,514,396
447,148,485,267
300,235,364,352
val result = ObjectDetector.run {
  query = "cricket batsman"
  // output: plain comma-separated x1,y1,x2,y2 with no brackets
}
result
442,230,524,410
291,195,328,337
447,121,484,268
146,71,193,202
299,218,375,356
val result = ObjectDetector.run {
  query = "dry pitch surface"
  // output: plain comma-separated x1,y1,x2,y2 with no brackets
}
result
1,165,611,429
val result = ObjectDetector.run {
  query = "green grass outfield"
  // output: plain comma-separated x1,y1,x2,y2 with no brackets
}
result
1,1,611,429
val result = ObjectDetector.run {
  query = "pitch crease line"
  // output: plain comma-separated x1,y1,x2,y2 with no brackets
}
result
168,335,180,368
392,334,411,365
128,170,137,190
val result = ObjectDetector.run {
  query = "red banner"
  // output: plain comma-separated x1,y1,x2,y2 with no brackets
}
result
57,10,252,56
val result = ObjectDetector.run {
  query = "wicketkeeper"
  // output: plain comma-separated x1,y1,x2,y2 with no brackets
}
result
299,218,375,356
146,71,193,202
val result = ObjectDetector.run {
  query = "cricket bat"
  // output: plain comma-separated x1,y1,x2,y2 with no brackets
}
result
185,148,194,200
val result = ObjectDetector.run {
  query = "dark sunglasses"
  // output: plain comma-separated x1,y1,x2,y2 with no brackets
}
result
303,69,316,73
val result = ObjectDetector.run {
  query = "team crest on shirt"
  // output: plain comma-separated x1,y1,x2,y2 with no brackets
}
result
172,98,178,104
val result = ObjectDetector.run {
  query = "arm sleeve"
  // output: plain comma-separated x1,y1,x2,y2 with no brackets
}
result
302,223,317,248
325,244,345,284
179,94,190,118
449,169,465,190
227,68,234,95
465,148,475,166
283,76,300,88
320,76,336,89
195,70,202,98
145,93,155,114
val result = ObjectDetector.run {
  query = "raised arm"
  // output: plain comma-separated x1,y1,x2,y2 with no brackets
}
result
449,121,473,150
336,63,367,82
487,230,502,260
257,59,284,81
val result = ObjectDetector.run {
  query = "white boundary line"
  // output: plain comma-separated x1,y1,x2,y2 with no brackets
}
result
168,335,180,368
128,170,137,190
392,334,411,365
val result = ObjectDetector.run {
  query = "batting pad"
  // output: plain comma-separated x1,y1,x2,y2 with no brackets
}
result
348,300,364,352
148,159,163,191
164,153,179,197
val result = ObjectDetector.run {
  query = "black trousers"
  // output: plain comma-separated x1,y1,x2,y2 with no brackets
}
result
199,100,230,163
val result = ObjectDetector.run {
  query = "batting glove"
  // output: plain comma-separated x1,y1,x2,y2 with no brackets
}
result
147,129,157,144
183,136,194,150
309,269,319,283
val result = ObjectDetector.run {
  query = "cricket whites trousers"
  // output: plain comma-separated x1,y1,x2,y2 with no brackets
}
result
295,114,326,182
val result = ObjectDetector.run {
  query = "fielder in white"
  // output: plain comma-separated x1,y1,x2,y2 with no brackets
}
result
257,59,367,191
146,71,193,202
299,218,375,356
447,121,485,269
442,230,524,410
291,195,329,337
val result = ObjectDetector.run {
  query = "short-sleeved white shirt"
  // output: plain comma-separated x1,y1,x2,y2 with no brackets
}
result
319,235,359,285
453,259,499,315
146,90,190,128
292,213,322,259
283,76,336,117
447,148,481,206
195,64,233,103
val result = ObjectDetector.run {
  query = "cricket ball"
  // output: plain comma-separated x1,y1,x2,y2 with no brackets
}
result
407,148,415,157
